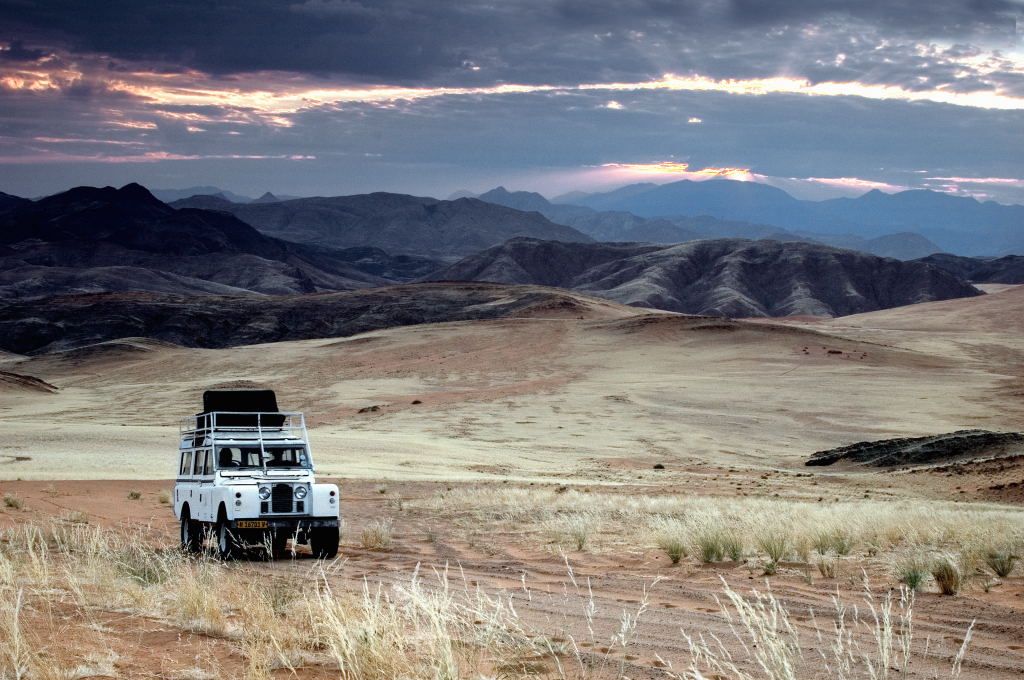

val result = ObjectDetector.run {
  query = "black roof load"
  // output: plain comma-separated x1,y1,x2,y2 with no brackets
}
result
200,390,284,428
202,389,279,414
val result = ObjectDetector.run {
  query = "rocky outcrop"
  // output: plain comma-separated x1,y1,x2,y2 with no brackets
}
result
427,238,981,317
806,430,1024,467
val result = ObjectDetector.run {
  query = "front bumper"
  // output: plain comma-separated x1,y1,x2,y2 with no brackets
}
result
229,517,339,530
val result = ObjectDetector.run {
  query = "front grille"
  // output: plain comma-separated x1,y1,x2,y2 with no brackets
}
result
271,484,293,513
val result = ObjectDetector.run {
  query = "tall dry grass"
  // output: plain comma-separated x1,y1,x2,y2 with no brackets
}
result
662,580,974,680
420,487,1024,589
0,500,1001,679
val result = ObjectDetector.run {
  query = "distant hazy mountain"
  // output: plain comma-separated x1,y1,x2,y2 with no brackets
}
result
172,192,592,259
0,184,440,298
427,237,980,317
914,253,1024,283
152,186,256,203
570,180,1024,255
477,186,941,260
811,232,942,260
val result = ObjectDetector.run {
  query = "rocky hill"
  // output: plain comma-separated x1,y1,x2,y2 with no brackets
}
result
0,283,635,354
171,192,591,259
0,184,440,297
913,253,1024,283
427,238,981,317
0,191,28,214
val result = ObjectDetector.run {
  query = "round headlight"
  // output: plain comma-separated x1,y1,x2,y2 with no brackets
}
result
294,486,308,500
258,486,271,501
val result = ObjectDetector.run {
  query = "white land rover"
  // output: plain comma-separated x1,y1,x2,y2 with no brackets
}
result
173,390,340,559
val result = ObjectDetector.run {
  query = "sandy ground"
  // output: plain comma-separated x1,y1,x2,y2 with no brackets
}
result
2,286,1023,491
1,285,1023,676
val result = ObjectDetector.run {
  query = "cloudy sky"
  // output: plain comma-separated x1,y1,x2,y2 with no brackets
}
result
1,0,1023,202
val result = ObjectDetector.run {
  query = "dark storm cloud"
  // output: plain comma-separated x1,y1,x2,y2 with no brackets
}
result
1,0,1021,85
1,0,1022,202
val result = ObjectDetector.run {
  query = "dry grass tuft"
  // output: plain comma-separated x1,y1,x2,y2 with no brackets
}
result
360,519,394,550
931,554,963,596
894,553,930,592
983,543,1018,578
758,532,791,572
2,494,22,510
546,513,597,552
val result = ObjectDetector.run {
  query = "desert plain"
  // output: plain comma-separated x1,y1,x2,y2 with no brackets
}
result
0,283,1022,678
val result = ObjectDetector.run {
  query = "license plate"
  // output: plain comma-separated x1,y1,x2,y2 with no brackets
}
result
237,520,268,529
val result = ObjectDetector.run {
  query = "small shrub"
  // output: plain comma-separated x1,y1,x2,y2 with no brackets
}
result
896,555,930,592
116,544,176,586
3,493,22,509
658,536,687,565
360,519,393,550
816,554,837,579
694,530,725,563
64,510,89,525
560,514,594,551
127,490,142,500
931,555,963,596
758,531,790,571
985,550,1018,578
722,534,744,562
158,490,172,505
813,527,855,556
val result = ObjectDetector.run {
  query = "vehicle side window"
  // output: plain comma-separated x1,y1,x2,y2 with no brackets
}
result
193,449,211,476
180,451,193,476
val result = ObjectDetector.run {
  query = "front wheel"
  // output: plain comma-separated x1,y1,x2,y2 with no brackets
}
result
180,510,201,554
309,527,339,559
270,530,292,560
216,519,241,561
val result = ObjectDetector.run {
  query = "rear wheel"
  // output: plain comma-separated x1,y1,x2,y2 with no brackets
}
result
180,509,201,554
309,527,339,559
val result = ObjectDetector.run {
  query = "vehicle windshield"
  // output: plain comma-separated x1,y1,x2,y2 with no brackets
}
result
216,446,310,471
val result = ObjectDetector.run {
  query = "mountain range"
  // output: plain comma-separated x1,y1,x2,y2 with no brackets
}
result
0,182,995,332
0,184,439,297
561,179,1024,256
171,192,591,259
427,237,981,317
475,186,942,260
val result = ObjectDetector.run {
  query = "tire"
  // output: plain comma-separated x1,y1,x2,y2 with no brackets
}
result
271,531,291,560
216,517,241,561
180,508,201,554
309,526,339,559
